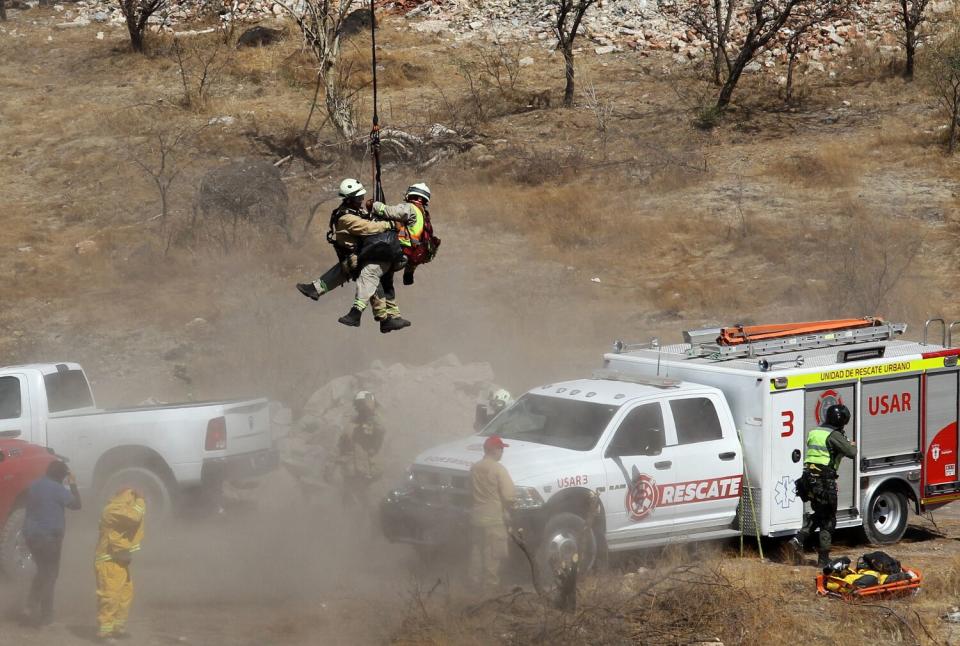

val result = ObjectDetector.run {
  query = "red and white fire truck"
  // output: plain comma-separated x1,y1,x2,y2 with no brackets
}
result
383,318,960,569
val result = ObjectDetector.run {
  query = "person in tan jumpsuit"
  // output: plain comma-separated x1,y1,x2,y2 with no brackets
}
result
468,435,515,591
336,391,386,513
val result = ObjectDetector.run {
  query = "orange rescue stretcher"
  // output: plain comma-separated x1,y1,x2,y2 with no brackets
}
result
816,567,923,600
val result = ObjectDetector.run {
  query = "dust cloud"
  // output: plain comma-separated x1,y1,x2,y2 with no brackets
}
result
1,177,637,645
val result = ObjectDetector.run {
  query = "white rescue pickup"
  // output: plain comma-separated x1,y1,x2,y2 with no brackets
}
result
381,372,745,572
0,362,278,514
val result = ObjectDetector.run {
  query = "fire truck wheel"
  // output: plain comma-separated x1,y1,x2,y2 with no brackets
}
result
863,489,908,545
537,512,598,584
0,506,35,580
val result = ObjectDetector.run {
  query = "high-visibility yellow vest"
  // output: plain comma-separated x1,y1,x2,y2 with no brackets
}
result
398,204,425,248
805,427,833,466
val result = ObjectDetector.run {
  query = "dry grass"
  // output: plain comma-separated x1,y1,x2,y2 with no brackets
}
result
768,141,865,188
392,553,953,646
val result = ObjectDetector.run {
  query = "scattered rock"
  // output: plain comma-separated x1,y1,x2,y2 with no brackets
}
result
594,44,616,55
235,25,285,48
75,240,98,255
208,115,236,126
518,55,534,67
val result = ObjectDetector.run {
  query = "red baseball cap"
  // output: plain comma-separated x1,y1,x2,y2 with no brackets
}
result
483,435,509,451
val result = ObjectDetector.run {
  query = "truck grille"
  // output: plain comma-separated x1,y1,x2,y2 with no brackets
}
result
411,467,470,507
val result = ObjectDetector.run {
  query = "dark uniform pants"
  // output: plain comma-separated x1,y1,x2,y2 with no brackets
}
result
26,533,64,625
797,474,838,551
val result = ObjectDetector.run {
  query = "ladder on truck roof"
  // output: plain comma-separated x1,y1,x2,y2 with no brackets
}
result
683,317,906,359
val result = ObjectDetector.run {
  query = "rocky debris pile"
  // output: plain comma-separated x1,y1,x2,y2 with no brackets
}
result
279,354,496,495
36,0,289,30
392,0,948,74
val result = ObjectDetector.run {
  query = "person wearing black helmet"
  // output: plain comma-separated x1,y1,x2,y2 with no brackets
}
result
787,403,857,568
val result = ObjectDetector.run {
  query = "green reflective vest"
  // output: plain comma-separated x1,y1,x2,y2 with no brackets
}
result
805,427,833,466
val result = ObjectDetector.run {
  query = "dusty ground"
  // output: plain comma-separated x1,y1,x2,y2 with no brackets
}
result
2,3,960,645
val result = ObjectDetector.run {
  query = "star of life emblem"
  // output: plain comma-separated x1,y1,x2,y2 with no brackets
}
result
774,475,796,509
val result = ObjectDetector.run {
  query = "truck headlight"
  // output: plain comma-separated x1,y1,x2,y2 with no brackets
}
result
513,486,544,510
384,470,416,502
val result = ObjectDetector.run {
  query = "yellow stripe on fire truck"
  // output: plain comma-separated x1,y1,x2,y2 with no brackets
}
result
769,356,950,391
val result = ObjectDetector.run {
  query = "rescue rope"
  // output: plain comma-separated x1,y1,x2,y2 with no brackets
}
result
369,0,385,202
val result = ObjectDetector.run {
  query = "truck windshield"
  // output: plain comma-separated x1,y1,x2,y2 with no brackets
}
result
481,394,619,451
44,369,94,412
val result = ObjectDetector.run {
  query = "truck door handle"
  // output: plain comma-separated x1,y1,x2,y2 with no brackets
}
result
719,452,737,461
654,460,672,470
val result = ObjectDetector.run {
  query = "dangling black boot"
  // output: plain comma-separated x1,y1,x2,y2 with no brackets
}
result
297,283,320,301
380,316,412,334
338,307,363,327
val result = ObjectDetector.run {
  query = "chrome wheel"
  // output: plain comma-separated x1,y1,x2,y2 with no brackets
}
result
871,491,904,536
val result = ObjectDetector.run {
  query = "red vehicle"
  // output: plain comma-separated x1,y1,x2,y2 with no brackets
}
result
0,436,57,577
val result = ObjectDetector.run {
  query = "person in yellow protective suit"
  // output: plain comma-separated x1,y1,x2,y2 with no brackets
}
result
95,489,145,641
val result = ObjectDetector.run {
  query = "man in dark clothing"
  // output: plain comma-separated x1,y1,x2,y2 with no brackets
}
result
23,460,81,626
787,404,857,568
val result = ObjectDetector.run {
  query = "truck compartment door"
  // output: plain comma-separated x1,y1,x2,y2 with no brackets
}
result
769,390,805,529
861,375,920,466
804,384,857,514
924,371,959,493
0,375,31,441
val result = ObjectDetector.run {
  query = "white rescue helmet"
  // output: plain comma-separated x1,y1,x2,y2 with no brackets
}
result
339,178,367,199
405,182,431,204
355,390,375,404
490,388,511,411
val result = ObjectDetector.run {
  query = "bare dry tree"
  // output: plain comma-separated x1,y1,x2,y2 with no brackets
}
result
658,0,735,86
118,0,168,53
1,0,7,23
172,32,232,109
925,26,960,153
898,0,931,80
582,80,614,159
658,0,856,111
783,0,855,104
276,0,359,142
553,0,602,107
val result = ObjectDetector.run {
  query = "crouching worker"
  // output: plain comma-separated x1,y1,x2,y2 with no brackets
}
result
95,489,145,642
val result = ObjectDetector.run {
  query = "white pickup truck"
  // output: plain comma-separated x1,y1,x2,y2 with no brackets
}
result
382,319,960,574
0,362,278,517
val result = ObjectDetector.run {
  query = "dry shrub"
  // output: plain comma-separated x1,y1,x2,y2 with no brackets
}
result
844,39,903,83
769,141,864,188
390,558,936,646
482,146,587,187
820,208,925,318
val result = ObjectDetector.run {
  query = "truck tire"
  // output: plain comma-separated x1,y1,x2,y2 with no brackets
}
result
0,506,34,580
101,467,173,519
863,489,908,545
537,512,598,586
